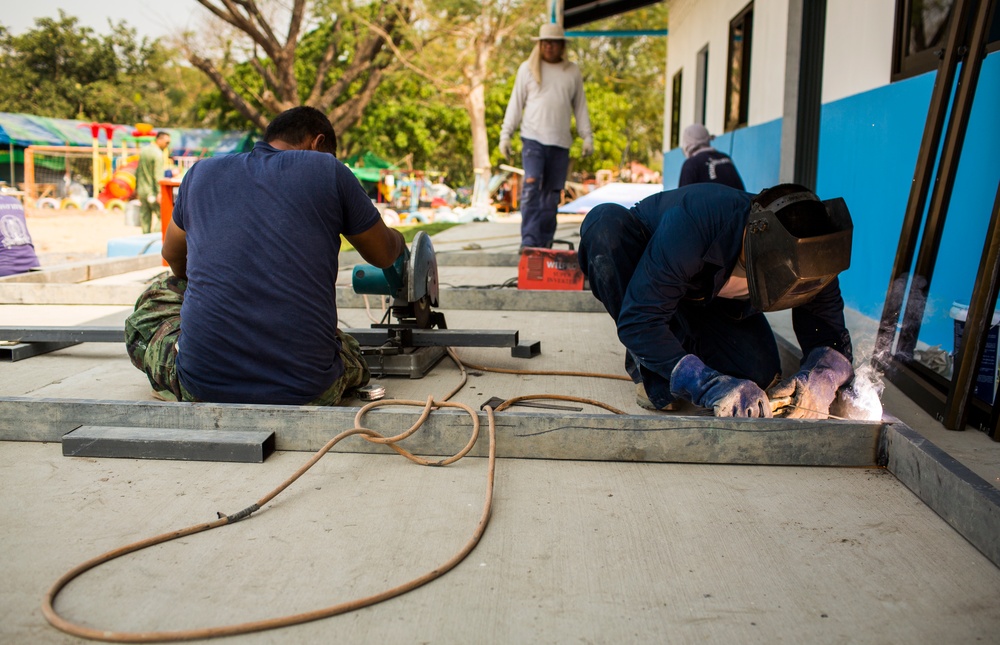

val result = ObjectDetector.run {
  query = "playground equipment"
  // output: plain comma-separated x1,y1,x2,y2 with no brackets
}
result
22,122,171,210
77,122,122,200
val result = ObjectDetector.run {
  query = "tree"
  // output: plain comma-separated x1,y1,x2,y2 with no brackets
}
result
0,12,195,125
345,67,488,186
363,0,540,175
182,0,411,136
571,6,668,175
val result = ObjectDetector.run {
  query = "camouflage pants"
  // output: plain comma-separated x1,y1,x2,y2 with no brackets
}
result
125,275,370,405
138,197,160,234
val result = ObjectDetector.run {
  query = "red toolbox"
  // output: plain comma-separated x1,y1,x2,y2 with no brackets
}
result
517,246,585,291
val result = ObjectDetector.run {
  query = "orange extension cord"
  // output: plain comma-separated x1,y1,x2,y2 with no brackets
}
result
42,349,627,642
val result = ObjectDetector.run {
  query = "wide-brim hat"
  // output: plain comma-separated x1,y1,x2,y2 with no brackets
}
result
532,23,566,41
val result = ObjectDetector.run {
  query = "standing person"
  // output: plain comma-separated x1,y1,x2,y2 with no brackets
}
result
125,106,404,405
678,123,745,190
0,194,40,276
499,22,593,250
134,131,171,234
578,182,855,418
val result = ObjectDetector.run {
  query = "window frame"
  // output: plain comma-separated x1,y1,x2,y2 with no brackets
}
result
891,0,1000,82
670,69,683,150
724,2,754,133
695,45,709,126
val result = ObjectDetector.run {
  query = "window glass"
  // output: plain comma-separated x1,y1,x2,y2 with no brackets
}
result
907,0,953,56
695,46,709,125
893,0,1000,80
725,3,753,132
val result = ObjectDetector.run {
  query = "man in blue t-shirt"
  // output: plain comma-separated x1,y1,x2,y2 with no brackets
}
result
125,107,404,405
0,195,40,277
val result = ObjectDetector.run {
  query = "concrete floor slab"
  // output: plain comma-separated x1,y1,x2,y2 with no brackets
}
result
3,219,1000,642
3,442,998,644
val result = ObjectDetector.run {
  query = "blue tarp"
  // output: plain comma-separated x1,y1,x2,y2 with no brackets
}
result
0,113,64,147
0,112,254,156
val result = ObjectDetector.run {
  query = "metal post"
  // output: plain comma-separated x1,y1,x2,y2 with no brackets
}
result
548,0,563,27
947,180,1000,434
779,0,826,190
24,146,35,205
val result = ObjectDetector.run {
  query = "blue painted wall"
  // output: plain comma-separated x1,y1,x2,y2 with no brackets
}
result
662,119,781,192
661,51,1000,355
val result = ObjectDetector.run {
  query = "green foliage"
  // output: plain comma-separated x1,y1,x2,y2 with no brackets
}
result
571,6,668,174
345,73,474,185
0,4,668,185
0,11,205,127
340,222,461,252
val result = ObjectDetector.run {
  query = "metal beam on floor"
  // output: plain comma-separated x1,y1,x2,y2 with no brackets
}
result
0,396,881,467
62,425,276,463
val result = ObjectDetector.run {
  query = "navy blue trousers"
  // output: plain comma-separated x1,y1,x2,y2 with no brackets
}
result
520,138,570,248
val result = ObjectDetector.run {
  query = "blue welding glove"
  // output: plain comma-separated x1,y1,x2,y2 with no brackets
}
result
670,354,772,418
767,347,853,419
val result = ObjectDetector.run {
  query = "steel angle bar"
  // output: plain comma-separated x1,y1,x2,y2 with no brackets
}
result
0,325,521,350
343,328,519,348
1,341,81,361
0,326,124,343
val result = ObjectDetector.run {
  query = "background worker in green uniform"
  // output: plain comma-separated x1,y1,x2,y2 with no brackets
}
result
135,131,171,234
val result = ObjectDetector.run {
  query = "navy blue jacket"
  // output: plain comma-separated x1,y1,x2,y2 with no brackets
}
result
678,149,745,191
619,184,853,406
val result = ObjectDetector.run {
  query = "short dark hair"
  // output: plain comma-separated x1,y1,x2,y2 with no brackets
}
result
753,183,831,238
263,106,337,154
155,132,170,141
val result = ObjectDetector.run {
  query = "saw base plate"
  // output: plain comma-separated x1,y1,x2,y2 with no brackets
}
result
360,346,448,379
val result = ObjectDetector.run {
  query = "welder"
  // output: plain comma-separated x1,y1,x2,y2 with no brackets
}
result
578,182,855,418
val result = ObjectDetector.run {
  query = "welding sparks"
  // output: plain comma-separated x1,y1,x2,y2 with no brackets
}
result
831,360,885,421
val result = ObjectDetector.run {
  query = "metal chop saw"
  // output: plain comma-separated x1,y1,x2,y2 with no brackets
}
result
347,231,538,378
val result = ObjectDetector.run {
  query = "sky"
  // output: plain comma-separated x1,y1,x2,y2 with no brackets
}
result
1,0,205,42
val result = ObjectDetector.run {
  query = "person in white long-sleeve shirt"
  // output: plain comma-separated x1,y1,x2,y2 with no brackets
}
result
499,22,593,249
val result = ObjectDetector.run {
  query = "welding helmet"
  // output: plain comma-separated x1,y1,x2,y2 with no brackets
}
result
744,184,853,312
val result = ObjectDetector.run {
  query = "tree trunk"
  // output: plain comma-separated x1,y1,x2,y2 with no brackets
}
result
465,82,491,174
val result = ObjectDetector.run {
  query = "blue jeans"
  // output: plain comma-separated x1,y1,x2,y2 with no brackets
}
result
520,138,570,248
578,203,781,400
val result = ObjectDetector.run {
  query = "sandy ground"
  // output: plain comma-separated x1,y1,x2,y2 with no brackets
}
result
24,207,149,266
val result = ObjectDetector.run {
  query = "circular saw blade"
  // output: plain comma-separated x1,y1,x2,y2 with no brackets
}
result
406,231,439,306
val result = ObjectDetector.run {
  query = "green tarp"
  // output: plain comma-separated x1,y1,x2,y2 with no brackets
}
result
0,112,255,156
343,151,395,183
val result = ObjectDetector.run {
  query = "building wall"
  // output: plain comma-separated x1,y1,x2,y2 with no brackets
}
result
663,0,786,144
819,53,1000,352
663,0,896,148
822,0,895,103
661,0,1000,353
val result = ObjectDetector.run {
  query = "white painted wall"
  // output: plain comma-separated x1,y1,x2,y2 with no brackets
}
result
663,0,898,151
663,0,789,148
747,0,791,125
823,0,896,103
